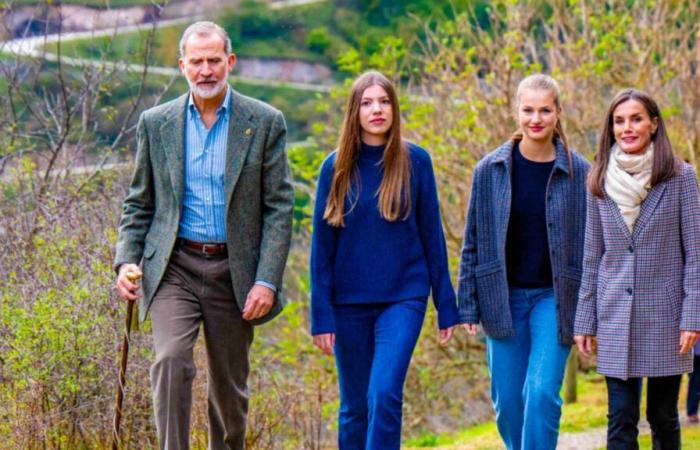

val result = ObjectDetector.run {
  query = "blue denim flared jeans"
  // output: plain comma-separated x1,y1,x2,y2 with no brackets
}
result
486,287,571,450
333,298,427,450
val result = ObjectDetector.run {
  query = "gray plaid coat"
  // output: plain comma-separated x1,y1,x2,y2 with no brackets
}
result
574,162,700,379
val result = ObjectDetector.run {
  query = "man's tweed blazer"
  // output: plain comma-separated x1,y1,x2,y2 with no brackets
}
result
574,162,700,379
457,139,590,345
114,90,294,325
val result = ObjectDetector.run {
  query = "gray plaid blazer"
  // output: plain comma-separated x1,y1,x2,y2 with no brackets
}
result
114,90,294,324
457,139,590,345
574,162,700,379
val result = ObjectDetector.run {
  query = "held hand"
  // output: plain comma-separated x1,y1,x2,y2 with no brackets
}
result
313,333,335,355
461,323,478,336
679,331,700,354
116,264,142,301
574,335,595,358
242,284,275,320
438,326,454,346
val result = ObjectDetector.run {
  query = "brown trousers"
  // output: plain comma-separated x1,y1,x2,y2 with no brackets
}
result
150,245,253,450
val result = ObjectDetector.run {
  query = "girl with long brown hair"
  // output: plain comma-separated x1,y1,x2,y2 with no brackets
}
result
458,74,590,449
574,89,700,449
310,70,459,449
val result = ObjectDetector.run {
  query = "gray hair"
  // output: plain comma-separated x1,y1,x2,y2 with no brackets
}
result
515,73,562,111
179,21,232,58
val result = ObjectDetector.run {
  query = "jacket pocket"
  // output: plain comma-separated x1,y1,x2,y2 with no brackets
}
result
557,266,583,339
474,260,508,328
663,279,684,323
474,259,502,277
559,266,582,281
558,265,583,307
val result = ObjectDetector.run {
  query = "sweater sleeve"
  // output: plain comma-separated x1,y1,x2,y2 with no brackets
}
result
574,192,603,336
309,155,338,335
680,164,700,331
415,150,460,329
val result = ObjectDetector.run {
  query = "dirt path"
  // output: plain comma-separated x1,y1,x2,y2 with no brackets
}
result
557,427,609,450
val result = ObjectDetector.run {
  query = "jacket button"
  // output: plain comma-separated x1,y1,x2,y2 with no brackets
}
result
628,245,634,253
626,287,633,295
547,195,552,201
547,223,553,228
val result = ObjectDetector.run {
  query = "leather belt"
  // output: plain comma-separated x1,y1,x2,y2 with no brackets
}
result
177,238,228,256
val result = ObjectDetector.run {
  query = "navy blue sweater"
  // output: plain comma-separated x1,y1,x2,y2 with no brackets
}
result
310,142,460,335
505,142,554,287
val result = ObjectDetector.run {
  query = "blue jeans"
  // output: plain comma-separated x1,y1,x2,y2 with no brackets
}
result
333,298,427,450
486,287,570,450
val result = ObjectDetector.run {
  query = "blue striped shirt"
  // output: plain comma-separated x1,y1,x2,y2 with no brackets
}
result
178,87,231,243
177,86,277,292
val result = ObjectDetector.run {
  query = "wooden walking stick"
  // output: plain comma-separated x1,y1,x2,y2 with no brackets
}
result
112,270,141,450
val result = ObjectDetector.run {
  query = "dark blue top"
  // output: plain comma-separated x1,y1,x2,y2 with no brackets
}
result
505,142,555,287
310,142,460,335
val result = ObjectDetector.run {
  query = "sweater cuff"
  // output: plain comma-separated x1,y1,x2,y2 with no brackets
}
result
310,321,336,336
310,303,336,336
437,301,460,329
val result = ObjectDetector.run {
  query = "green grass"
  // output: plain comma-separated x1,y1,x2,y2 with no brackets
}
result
596,424,700,450
406,371,700,449
559,371,609,433
405,421,501,449
638,426,700,449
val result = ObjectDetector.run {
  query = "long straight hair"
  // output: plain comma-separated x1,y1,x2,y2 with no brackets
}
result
511,73,573,175
587,88,678,198
323,70,411,227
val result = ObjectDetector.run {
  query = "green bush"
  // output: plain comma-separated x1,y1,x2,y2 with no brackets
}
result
306,27,332,53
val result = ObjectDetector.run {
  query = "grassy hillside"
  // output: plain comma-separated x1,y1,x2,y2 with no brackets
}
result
55,0,493,71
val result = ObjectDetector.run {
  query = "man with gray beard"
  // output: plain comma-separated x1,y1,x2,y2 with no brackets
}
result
113,21,294,449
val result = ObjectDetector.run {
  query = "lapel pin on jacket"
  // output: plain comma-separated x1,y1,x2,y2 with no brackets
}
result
245,128,253,136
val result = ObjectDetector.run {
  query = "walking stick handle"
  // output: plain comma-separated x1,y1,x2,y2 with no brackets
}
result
125,271,142,283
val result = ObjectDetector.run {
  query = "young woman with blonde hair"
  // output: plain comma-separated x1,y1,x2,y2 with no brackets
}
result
310,70,460,449
458,74,590,449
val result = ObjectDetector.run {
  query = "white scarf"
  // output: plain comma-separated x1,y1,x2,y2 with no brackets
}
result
605,143,654,232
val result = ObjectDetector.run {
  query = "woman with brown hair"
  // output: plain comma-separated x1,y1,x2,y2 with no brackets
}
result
574,88,700,449
309,70,459,449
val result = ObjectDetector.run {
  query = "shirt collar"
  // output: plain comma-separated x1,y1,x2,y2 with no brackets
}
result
188,84,232,119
